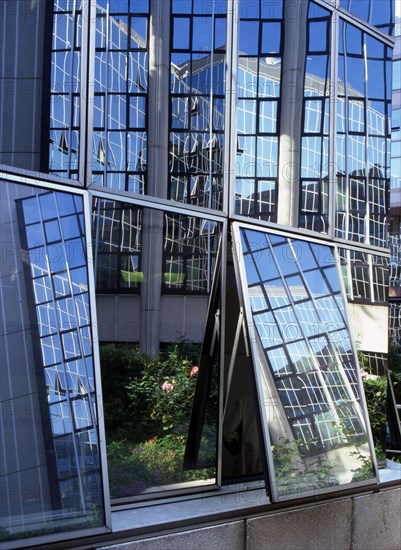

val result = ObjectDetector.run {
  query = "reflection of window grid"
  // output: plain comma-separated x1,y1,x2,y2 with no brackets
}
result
361,351,388,377
299,4,331,233
339,0,395,35
235,1,282,222
18,189,98,506
389,233,401,288
339,248,388,305
371,255,388,303
169,2,226,210
389,303,401,348
336,20,390,247
92,199,142,291
350,251,371,301
49,2,82,179
92,2,149,192
163,213,219,293
241,230,365,456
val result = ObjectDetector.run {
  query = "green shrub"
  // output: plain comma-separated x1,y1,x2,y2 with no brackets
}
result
363,377,387,460
99,344,150,441
99,343,215,497
125,344,199,437
388,343,401,403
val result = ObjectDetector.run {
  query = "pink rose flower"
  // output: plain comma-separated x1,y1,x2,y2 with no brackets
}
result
190,366,199,377
360,369,368,379
162,381,174,393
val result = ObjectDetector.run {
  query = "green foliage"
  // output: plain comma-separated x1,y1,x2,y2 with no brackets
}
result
100,343,201,443
99,345,150,441
388,343,401,403
350,446,375,482
272,438,336,494
357,349,390,461
358,350,369,371
363,377,387,459
125,345,199,437
99,343,216,497
107,435,213,498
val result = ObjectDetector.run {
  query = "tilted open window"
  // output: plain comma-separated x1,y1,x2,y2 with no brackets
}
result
231,222,378,501
0,177,110,546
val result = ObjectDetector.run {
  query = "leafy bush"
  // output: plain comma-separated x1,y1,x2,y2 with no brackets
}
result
125,345,199,436
388,343,401,403
99,343,216,497
99,345,150,441
363,377,387,460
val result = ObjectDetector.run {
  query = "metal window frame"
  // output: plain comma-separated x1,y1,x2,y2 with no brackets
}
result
231,219,379,503
0,169,112,550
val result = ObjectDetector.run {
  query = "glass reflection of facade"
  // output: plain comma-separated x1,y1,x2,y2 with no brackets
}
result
235,226,373,499
336,18,391,248
0,178,105,543
92,1,149,191
339,0,395,35
92,199,143,290
389,19,401,349
235,1,282,220
0,0,396,546
49,0,82,178
169,1,226,209
300,2,331,233
163,213,220,293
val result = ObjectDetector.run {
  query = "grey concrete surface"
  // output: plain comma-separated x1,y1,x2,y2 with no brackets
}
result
98,521,244,550
246,499,352,550
352,488,401,550
98,486,401,550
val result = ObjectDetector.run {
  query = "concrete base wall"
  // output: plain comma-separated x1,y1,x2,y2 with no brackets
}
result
96,294,208,344
99,487,401,550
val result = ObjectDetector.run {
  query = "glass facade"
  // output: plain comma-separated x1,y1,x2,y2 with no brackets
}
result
235,0,282,220
169,0,226,209
234,225,374,499
389,18,401,350
336,18,391,247
92,0,149,191
49,0,83,178
339,0,395,35
0,177,105,543
0,0,396,546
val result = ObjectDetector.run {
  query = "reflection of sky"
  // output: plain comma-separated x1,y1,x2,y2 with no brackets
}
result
14,187,101,512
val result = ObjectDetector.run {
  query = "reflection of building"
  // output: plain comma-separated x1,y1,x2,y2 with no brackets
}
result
0,0,398,548
390,17,401,349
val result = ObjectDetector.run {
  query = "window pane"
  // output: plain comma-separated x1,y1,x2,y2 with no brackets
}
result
0,179,106,543
236,225,376,501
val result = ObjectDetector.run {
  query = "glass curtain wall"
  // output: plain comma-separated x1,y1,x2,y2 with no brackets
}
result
49,0,83,178
0,176,107,543
232,223,377,501
336,19,392,247
235,0,282,221
92,0,149,191
299,2,331,233
2,3,394,543
169,0,227,210
339,0,395,35
92,197,222,499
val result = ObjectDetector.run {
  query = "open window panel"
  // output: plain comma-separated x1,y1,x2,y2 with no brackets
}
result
220,245,266,484
231,222,379,502
0,178,110,548
386,371,401,457
183,237,222,475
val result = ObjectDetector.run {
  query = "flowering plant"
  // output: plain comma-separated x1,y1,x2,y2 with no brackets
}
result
190,365,199,377
162,381,174,393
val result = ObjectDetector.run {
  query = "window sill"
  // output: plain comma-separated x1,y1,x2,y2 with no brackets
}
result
109,460,401,537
